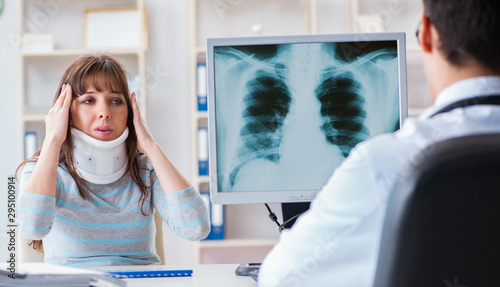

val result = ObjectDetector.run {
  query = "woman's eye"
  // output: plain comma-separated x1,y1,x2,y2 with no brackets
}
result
81,98,94,104
111,98,123,104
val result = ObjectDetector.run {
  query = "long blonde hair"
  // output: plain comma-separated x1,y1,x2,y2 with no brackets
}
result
17,54,151,252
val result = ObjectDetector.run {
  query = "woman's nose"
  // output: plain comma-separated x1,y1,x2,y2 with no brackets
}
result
98,103,111,119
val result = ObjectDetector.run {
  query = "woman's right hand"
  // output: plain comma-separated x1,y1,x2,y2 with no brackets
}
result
44,84,73,146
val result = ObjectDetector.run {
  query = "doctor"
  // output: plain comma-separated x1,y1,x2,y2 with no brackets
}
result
258,0,500,286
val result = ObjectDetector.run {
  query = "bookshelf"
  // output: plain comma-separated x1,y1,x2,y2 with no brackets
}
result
187,0,428,264
187,0,318,264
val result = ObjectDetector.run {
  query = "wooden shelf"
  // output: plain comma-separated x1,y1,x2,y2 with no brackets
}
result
195,238,278,248
22,114,46,122
194,47,206,55
408,107,427,117
192,238,278,264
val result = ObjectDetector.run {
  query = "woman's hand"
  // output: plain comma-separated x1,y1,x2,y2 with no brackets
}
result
23,84,72,198
45,84,72,146
131,92,157,155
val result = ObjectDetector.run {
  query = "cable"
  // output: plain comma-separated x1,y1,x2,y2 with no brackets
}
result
264,203,306,233
264,203,281,227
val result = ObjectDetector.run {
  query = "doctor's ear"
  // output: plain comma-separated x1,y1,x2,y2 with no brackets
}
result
419,14,435,54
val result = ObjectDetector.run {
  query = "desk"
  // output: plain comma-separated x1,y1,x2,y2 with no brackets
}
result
85,264,258,287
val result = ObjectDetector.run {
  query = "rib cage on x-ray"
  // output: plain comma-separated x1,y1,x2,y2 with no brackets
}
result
229,65,292,186
315,69,369,157
214,43,399,192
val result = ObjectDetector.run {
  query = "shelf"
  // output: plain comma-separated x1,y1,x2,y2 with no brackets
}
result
408,107,427,117
194,47,206,55
21,48,144,57
194,111,208,118
23,107,51,122
23,114,46,122
195,238,278,248
195,175,210,182
192,238,278,264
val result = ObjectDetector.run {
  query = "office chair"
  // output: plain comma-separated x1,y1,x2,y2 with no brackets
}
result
373,133,500,287
18,236,44,263
154,210,166,264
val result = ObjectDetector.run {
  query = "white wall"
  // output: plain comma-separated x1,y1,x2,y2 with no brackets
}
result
144,0,193,265
0,0,21,263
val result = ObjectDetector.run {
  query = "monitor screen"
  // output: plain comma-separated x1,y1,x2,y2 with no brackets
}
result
207,32,407,204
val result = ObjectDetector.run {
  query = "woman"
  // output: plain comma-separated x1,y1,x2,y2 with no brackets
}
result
17,54,210,266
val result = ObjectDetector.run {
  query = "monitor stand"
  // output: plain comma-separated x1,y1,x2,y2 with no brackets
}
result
235,202,311,277
280,202,311,230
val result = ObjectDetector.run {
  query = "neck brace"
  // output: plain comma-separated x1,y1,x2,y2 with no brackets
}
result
71,127,129,184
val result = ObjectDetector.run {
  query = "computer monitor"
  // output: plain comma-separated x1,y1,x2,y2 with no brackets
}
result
207,32,407,205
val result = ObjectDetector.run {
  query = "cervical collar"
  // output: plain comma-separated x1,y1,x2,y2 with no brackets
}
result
71,127,129,184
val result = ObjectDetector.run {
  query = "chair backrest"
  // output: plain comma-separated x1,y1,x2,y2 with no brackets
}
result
154,210,165,264
18,236,44,263
373,133,500,287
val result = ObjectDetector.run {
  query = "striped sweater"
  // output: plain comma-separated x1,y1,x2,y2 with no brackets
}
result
18,155,210,266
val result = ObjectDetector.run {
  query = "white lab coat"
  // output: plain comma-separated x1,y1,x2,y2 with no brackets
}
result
258,76,500,287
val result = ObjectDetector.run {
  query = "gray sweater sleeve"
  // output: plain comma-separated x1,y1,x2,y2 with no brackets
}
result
17,162,56,240
147,165,211,241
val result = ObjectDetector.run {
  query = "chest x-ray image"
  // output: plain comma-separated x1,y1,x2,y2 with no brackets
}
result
214,41,400,193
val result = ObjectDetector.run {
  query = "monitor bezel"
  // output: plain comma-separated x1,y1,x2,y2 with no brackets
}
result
206,32,408,204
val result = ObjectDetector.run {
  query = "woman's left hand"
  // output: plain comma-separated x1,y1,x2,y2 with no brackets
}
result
131,92,156,154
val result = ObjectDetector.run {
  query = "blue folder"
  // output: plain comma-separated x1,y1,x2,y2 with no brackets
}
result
108,269,193,278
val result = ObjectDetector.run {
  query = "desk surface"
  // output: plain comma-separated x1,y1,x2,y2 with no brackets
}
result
85,264,258,287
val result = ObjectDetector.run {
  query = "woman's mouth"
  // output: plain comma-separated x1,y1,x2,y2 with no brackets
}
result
95,126,113,136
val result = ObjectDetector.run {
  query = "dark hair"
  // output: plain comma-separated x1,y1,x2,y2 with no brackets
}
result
423,0,500,73
17,54,151,252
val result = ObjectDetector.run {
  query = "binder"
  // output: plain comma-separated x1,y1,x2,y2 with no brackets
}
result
24,131,37,159
198,126,209,176
210,201,224,240
200,189,224,240
197,63,207,111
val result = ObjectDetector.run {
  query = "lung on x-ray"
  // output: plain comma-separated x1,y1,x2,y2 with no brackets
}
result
213,41,400,193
